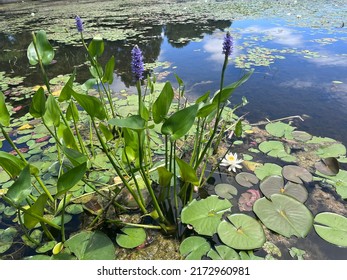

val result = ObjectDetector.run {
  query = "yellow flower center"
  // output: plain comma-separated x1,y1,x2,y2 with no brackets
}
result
227,155,235,161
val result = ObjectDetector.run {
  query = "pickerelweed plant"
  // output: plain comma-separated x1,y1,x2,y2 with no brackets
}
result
0,17,252,257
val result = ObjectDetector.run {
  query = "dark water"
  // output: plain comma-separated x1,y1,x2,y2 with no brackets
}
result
1,6,347,260
1,18,347,145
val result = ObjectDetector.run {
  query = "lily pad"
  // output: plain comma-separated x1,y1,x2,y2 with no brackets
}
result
214,183,238,199
0,227,17,254
253,194,313,238
316,143,346,158
265,122,295,139
258,140,296,162
314,157,339,176
254,163,282,180
315,170,347,199
314,212,347,247
181,195,232,236
235,172,259,187
238,189,261,211
116,227,147,249
65,231,115,260
217,213,266,250
179,236,211,260
292,130,312,142
282,165,313,184
207,245,240,260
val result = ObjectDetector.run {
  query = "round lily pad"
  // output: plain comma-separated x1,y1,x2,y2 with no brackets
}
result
214,183,238,199
0,227,17,253
314,212,347,247
254,163,282,180
179,236,211,260
282,165,313,184
217,213,266,250
265,122,295,138
314,157,339,176
235,172,259,187
207,245,240,260
181,195,232,236
238,189,261,211
292,130,312,142
316,143,346,159
259,175,284,197
116,226,146,249
253,194,313,238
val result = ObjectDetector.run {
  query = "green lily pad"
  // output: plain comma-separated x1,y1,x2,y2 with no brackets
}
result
179,236,211,260
316,143,346,159
282,165,313,184
214,183,238,199
65,231,115,260
36,241,57,253
116,227,146,249
315,170,347,199
259,140,296,162
289,247,306,260
314,212,347,247
235,172,259,187
217,213,266,250
0,227,17,253
254,163,282,180
265,122,295,139
207,245,240,260
253,194,313,238
65,204,84,215
181,195,232,236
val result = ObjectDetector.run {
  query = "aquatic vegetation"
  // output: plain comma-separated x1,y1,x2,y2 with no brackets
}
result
1,4,347,260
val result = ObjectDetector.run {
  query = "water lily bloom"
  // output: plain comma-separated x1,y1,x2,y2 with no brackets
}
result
75,15,83,33
220,152,243,172
131,45,144,80
222,31,233,57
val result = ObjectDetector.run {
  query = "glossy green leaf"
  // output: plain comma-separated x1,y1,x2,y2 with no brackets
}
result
314,212,347,247
161,104,199,140
234,119,243,137
152,82,174,124
253,194,313,238
65,231,115,260
109,115,146,130
207,245,240,260
57,123,78,150
217,213,266,250
43,95,60,127
116,226,146,249
197,102,217,118
181,195,232,236
66,101,79,122
29,87,46,118
62,146,88,167
57,162,87,196
58,71,75,102
24,194,48,229
102,56,115,84
6,165,32,205
0,152,26,177
212,71,252,104
175,156,199,185
179,236,211,260
88,35,104,57
99,122,113,141
157,166,173,187
195,91,210,104
72,91,106,120
0,91,10,126
27,30,54,65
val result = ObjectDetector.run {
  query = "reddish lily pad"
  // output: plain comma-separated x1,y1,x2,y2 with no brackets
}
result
238,189,261,211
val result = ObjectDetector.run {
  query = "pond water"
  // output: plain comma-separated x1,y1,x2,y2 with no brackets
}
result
1,0,347,260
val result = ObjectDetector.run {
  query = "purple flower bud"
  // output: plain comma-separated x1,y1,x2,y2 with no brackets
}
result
222,31,233,57
131,45,144,80
75,16,84,33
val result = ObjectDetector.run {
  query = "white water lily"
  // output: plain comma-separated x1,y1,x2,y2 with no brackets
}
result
220,152,243,172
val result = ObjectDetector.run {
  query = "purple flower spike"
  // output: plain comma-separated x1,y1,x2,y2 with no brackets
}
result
75,15,84,33
222,31,233,57
131,45,144,80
